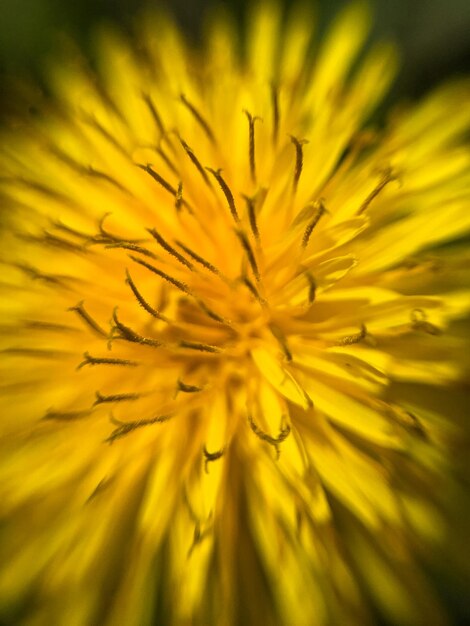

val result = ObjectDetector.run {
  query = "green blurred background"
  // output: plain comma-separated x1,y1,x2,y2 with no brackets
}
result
0,0,469,98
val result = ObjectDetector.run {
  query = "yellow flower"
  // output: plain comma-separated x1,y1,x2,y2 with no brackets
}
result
1,3,470,625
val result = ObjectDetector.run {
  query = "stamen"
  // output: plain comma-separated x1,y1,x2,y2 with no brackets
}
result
174,241,221,277
93,391,141,406
14,263,67,287
106,413,172,443
206,168,240,224
1,347,69,358
357,168,394,215
235,230,260,281
242,277,266,305
42,409,91,421
48,144,82,172
290,136,309,193
14,177,68,202
97,213,146,244
156,147,179,177
301,200,327,248
77,352,139,370
402,411,427,438
291,203,318,228
183,490,199,524
243,110,261,184
129,255,191,295
51,220,90,241
180,138,212,187
50,148,126,194
271,83,280,144
22,320,78,333
175,181,183,211
125,270,166,320
305,272,316,303
196,299,227,324
141,92,165,136
388,405,427,439
136,163,177,196
269,324,293,362
242,194,260,241
179,340,221,354
190,522,201,554
247,413,291,459
177,380,204,393
42,230,86,253
110,308,163,347
203,446,225,473
180,94,216,144
83,115,128,157
147,228,194,270
410,309,441,336
68,301,107,337
337,324,367,346
105,242,159,260
187,521,212,557
86,167,128,193
86,477,112,503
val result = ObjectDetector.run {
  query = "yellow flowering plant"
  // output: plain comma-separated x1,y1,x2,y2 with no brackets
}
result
1,2,469,625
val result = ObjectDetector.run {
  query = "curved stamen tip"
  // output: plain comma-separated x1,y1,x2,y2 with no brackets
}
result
203,445,225,473
247,413,291,459
290,135,309,192
410,309,441,335
243,110,262,184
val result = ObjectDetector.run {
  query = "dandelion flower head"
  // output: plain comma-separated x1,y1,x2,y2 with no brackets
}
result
1,3,470,625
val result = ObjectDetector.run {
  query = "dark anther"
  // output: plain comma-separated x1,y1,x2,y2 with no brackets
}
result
247,413,291,459
175,181,183,211
105,242,158,259
77,352,139,370
147,228,194,270
125,270,166,320
105,412,172,443
301,200,327,248
337,324,367,346
242,194,260,241
129,255,191,295
180,138,212,187
357,168,395,215
290,136,309,193
242,276,267,305
305,272,316,304
206,168,240,224
177,380,204,393
203,445,225,473
180,94,216,144
42,409,91,421
93,391,141,406
271,83,280,144
196,299,227,324
68,301,107,337
174,241,221,276
96,212,146,245
243,110,261,184
179,340,221,354
410,309,441,335
110,307,163,347
141,92,165,135
235,229,260,281
269,324,293,362
136,163,177,196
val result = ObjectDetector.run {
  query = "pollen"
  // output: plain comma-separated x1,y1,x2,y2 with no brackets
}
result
1,3,470,626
